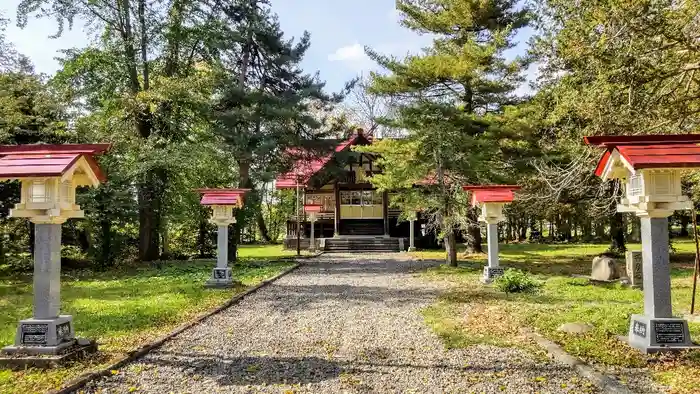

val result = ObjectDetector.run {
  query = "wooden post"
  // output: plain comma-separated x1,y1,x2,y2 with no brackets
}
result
296,182,300,256
334,181,340,237
691,208,699,314
382,190,389,237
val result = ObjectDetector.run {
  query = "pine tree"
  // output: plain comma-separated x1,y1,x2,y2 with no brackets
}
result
212,0,351,254
361,0,531,266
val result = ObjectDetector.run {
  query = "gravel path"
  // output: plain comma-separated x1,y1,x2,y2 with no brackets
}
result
82,253,601,394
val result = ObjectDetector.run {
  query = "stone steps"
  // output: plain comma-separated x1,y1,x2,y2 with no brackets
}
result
324,238,401,253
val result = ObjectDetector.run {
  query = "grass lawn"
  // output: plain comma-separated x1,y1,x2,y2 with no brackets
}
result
0,244,296,394
414,240,700,394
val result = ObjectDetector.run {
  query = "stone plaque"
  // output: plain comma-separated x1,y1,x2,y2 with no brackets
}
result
21,323,48,345
56,322,71,342
625,251,643,288
632,320,647,338
214,269,227,279
655,321,685,344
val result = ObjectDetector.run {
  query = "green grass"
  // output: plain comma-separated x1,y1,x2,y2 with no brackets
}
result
0,244,295,394
415,240,700,394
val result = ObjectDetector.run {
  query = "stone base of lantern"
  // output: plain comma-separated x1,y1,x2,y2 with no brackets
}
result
1,314,98,367
0,338,97,369
626,314,698,353
482,267,505,283
205,267,238,288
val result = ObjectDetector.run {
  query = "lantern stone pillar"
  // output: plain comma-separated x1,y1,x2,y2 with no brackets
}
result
627,210,695,353
205,214,237,288
7,220,77,355
309,213,316,252
485,220,501,280
0,143,110,361
206,223,233,287
407,212,417,252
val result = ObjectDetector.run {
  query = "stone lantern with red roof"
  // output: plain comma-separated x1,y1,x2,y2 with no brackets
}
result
197,188,249,288
0,143,109,360
463,185,521,283
586,134,700,353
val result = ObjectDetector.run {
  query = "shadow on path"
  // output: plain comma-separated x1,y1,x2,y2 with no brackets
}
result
141,352,342,386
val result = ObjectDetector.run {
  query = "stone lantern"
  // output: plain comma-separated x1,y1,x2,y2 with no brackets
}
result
406,211,418,252
463,185,520,283
304,204,322,252
586,134,700,353
198,188,249,288
0,143,109,359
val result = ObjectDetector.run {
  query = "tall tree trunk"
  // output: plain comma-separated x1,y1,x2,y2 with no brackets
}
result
609,213,626,253
256,210,271,242
445,230,458,267
161,216,170,257
519,217,527,241
680,213,690,237
465,208,484,253
138,183,160,261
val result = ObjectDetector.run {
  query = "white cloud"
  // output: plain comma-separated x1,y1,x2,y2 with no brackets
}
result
328,43,367,62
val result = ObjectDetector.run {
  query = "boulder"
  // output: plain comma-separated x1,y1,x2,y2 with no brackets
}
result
558,322,594,334
591,255,619,281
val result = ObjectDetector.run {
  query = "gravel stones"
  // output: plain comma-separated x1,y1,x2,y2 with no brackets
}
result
81,253,602,394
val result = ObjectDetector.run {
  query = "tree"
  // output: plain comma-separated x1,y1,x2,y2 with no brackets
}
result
0,13,31,72
526,0,700,252
212,0,352,251
360,0,531,266
344,74,401,138
19,0,248,261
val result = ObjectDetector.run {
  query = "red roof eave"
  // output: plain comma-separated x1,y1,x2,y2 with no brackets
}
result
0,143,112,155
463,185,520,205
584,134,700,147
197,188,250,206
275,132,368,189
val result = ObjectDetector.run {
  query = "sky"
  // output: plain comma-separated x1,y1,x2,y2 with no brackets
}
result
1,0,533,94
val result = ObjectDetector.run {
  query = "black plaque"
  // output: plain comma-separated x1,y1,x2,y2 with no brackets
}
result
56,322,71,342
655,321,685,344
214,269,227,279
21,323,48,345
632,320,647,338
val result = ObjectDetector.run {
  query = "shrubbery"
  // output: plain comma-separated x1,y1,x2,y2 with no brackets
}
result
494,269,541,294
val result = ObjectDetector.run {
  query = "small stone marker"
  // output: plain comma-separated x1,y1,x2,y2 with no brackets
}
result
0,143,109,361
591,256,619,281
462,185,521,283
586,134,700,353
197,189,249,288
558,322,594,334
304,204,322,252
625,251,643,289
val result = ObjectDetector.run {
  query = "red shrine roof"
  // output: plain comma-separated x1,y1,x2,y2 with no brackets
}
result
303,204,323,213
197,189,250,207
463,185,520,205
275,132,370,189
584,135,700,176
0,143,110,181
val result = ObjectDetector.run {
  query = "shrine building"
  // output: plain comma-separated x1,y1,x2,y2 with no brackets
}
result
275,130,429,252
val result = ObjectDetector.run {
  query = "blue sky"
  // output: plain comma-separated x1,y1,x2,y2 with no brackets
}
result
1,0,533,94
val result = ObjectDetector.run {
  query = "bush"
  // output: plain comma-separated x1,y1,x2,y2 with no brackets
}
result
494,269,541,294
